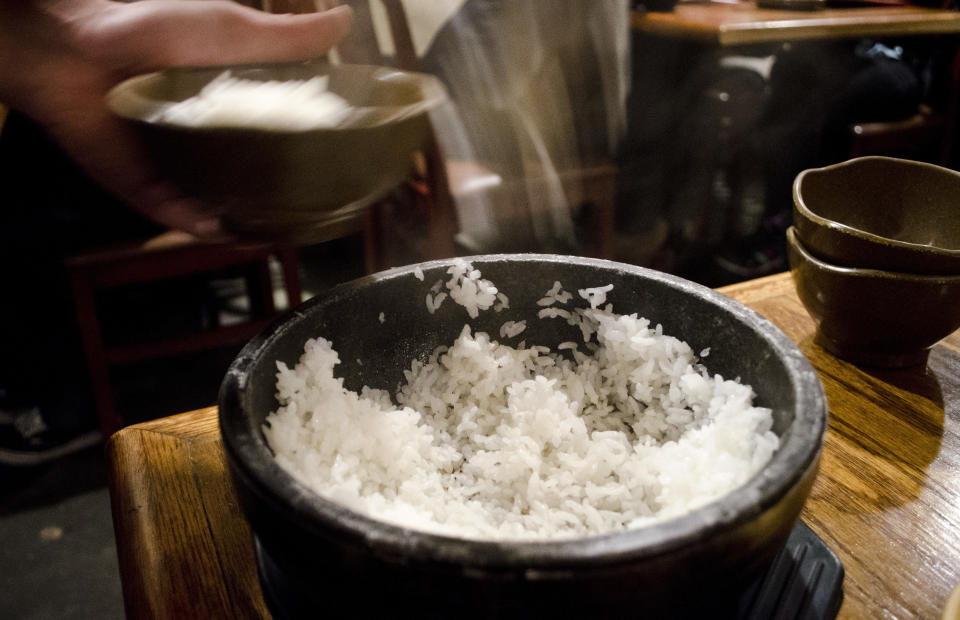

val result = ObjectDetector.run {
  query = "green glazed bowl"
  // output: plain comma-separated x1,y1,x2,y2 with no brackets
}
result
787,226,960,368
793,156,960,275
107,60,447,243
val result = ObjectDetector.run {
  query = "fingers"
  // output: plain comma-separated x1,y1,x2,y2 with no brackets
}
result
209,4,353,65
87,1,353,74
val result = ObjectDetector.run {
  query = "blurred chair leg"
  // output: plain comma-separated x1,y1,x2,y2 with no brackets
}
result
423,136,457,261
245,259,276,318
275,245,303,307
68,266,120,438
941,42,960,166
583,167,617,260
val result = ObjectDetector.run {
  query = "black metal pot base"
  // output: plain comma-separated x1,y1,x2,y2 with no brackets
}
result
254,520,843,620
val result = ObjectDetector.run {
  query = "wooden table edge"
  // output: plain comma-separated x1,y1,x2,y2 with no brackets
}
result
105,270,960,619
630,4,960,46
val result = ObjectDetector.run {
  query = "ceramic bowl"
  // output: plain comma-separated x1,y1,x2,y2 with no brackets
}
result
793,156,960,274
788,227,960,367
107,60,447,243
218,254,827,618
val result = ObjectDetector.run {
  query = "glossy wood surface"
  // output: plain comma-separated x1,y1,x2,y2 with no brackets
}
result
632,2,960,46
107,271,960,619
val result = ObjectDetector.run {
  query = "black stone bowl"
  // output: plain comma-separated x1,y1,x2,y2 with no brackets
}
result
218,255,826,619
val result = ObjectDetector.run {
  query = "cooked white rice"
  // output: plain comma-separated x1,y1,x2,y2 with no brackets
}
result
424,259,498,318
264,265,779,541
151,72,352,130
537,281,573,307
499,320,527,339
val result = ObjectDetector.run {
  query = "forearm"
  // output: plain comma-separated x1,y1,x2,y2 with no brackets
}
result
0,1,103,115
0,0,351,235
1,0,352,115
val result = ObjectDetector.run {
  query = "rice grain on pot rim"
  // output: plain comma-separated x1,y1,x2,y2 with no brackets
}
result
263,260,779,541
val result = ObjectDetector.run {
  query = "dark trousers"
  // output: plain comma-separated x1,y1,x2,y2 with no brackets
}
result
0,112,162,432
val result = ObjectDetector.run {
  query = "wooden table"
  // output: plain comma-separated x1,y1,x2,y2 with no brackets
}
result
107,271,960,619
632,1,960,46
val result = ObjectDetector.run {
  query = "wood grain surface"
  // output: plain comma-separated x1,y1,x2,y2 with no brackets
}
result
107,271,960,619
108,410,270,619
631,2,960,46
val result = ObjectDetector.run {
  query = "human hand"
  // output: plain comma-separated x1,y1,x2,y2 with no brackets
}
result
0,0,352,237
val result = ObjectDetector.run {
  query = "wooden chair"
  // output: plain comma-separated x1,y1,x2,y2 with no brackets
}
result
67,232,302,437
848,27,960,166
849,103,949,162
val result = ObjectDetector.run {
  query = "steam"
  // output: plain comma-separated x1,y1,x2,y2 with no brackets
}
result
366,0,631,252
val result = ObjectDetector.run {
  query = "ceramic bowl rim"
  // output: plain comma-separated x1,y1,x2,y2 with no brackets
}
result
106,60,448,134
787,227,960,283
793,156,960,259
219,254,827,570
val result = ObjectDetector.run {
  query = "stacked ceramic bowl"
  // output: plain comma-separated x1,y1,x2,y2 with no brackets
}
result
789,156,960,368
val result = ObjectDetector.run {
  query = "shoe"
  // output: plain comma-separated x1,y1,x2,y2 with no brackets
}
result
0,407,101,467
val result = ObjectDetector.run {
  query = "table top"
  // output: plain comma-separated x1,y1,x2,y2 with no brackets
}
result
632,1,960,46
107,271,960,619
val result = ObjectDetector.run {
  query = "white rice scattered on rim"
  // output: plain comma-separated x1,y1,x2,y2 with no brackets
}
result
425,292,447,314
445,259,498,319
499,320,527,339
264,264,779,541
579,284,614,309
537,307,571,320
422,260,499,318
537,281,573,307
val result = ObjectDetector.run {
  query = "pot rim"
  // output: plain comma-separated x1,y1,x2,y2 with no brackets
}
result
219,254,827,569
